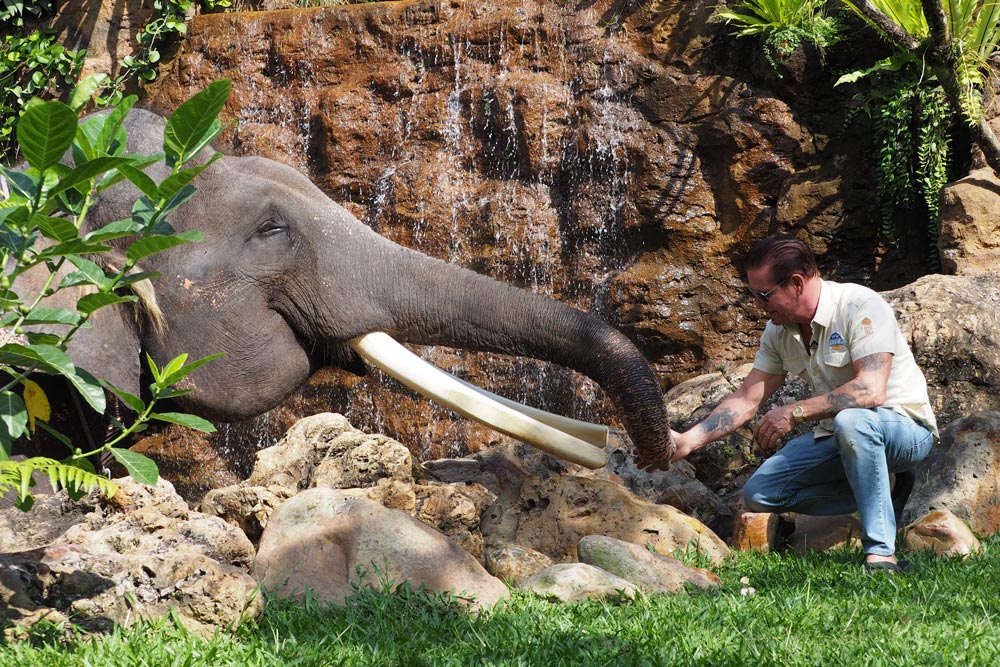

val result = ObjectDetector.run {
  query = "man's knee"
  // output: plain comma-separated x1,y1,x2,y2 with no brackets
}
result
833,409,881,454
832,408,875,436
742,474,772,512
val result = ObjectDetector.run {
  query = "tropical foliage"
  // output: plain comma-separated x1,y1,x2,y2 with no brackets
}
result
0,79,232,510
837,0,1000,254
0,1,231,160
841,0,1000,127
713,0,844,70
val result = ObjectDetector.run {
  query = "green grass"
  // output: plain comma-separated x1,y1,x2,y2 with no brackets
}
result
4,537,1000,666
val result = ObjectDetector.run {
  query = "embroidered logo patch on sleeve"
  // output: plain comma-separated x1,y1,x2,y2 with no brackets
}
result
861,317,874,336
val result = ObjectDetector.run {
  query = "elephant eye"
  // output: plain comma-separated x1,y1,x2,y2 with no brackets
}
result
255,219,287,238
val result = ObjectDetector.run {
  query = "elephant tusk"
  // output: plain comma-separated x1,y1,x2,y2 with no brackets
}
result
349,332,608,469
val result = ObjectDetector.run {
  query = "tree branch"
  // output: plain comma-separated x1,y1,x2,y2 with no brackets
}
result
846,0,922,51
921,0,954,62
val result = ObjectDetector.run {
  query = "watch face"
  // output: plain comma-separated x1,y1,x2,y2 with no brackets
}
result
793,405,804,421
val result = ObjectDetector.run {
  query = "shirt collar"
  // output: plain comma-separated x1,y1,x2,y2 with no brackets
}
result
811,279,834,329
781,279,833,333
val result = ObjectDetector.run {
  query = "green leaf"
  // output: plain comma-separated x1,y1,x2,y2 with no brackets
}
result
111,448,159,486
118,163,159,200
126,230,202,263
157,162,212,201
0,344,75,376
36,420,72,448
17,100,78,172
83,217,143,243
67,255,114,289
47,156,133,198
34,214,79,242
92,96,137,158
68,73,109,112
0,391,28,443
34,238,111,261
15,493,35,512
19,306,82,327
76,292,136,315
163,79,231,166
160,352,224,387
65,366,106,413
157,184,198,220
0,166,41,200
102,382,145,414
150,412,217,433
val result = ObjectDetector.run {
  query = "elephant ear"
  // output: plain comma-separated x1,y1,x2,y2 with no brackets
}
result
67,300,144,402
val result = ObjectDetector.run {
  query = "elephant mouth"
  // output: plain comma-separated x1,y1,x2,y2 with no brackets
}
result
349,332,608,469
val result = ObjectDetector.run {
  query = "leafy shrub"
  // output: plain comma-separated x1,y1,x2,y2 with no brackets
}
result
0,30,85,163
713,0,843,71
0,78,232,509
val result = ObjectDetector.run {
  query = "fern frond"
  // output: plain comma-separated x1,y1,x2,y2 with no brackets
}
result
0,458,118,504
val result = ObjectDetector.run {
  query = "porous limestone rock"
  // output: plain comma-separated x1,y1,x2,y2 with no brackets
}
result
481,474,729,565
908,412,1000,537
248,413,413,491
938,167,1000,275
483,543,553,585
0,478,262,635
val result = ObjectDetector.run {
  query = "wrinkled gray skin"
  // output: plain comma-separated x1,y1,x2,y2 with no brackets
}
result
34,109,674,469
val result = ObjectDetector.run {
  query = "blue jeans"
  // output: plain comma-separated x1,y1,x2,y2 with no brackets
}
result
743,407,933,556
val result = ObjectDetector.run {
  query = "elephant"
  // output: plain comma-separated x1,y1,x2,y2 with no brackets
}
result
14,108,674,471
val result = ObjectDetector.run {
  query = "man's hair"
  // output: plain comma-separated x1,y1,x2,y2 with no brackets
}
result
745,234,819,282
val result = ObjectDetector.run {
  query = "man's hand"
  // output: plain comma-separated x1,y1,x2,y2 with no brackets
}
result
752,404,798,453
670,429,697,463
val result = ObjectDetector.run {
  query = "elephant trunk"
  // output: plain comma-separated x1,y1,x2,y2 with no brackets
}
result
379,252,674,469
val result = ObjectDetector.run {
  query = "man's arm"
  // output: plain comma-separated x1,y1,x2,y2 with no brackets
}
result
752,352,893,451
671,368,786,462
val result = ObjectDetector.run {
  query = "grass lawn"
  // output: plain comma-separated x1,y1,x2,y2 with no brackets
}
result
3,536,999,666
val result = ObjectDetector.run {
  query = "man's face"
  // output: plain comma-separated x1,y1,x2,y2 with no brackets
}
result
746,265,797,325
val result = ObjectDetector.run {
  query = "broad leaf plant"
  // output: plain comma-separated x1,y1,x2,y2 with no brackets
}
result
0,78,232,510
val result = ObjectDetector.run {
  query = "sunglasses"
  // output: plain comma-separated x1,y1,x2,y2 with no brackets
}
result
747,278,787,302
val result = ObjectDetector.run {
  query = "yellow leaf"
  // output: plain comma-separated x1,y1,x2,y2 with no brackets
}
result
22,380,51,433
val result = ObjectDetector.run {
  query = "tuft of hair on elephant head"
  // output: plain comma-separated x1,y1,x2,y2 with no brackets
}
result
29,108,674,471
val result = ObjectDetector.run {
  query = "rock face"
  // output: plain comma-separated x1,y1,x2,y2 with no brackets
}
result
254,488,509,610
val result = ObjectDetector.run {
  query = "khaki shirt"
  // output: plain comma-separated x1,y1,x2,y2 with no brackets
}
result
753,280,938,440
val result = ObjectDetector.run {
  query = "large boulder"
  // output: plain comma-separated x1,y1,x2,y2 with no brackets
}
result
884,274,1000,430
938,167,1000,275
254,488,508,610
908,411,1000,536
481,474,729,564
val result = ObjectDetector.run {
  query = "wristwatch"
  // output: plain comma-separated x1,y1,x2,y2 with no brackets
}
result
792,402,805,424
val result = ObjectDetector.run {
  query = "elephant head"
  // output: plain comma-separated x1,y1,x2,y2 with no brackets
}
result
49,109,674,470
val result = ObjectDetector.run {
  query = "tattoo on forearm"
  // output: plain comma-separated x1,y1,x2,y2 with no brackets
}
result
857,355,887,372
702,407,738,436
825,392,858,412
